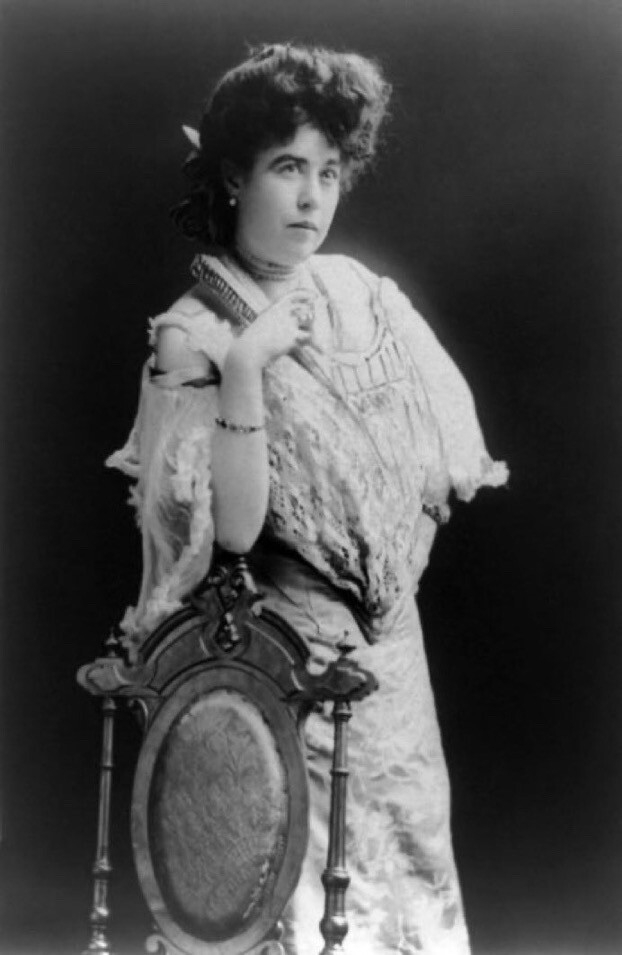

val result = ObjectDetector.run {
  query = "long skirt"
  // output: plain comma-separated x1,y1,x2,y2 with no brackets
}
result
251,547,471,955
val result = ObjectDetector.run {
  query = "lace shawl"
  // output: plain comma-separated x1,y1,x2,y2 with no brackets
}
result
107,254,507,648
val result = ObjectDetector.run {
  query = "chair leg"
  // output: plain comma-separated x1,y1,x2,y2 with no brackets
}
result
82,696,116,955
319,699,352,955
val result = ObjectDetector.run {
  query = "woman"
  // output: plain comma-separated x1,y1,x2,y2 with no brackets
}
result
107,43,507,955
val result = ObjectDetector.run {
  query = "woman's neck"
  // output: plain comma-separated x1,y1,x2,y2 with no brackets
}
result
233,242,298,282
230,242,305,301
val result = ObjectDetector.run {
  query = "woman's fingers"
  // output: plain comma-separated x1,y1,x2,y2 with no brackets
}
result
246,286,321,362
291,303,315,331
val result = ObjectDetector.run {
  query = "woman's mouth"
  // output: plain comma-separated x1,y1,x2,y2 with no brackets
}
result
288,221,319,232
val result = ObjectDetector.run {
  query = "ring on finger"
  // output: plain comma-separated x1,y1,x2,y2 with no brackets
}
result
294,307,313,330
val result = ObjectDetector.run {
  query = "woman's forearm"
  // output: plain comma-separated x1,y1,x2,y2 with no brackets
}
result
211,343,269,553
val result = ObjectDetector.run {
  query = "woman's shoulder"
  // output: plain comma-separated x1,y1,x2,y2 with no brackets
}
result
151,286,228,330
310,252,380,287
309,254,390,310
149,287,234,370
310,253,418,318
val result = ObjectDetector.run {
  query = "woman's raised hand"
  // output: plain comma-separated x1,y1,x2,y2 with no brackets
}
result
231,289,319,369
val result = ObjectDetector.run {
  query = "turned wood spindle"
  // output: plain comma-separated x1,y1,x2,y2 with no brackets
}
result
82,695,116,955
319,695,353,955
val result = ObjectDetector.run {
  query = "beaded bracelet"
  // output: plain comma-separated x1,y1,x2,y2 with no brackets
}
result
215,416,265,434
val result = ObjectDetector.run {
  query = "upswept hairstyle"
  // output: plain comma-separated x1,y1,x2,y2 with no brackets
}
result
172,43,392,247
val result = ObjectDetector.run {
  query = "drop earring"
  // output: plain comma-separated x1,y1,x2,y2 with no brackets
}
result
229,196,237,208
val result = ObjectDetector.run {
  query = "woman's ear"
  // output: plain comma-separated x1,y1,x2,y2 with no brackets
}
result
221,160,243,201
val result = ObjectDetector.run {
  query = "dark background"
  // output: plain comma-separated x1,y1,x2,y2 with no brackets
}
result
1,1,621,953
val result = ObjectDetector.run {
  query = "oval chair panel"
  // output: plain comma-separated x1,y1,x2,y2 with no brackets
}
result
132,664,309,955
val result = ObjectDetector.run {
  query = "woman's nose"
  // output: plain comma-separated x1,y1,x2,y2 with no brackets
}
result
297,175,320,209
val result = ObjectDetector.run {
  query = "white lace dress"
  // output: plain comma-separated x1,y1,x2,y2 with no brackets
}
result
107,252,507,954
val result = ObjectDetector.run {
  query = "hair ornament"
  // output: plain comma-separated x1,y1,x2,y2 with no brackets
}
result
182,125,201,149
180,125,204,182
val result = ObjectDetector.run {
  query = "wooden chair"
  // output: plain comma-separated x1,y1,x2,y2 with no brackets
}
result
78,556,377,955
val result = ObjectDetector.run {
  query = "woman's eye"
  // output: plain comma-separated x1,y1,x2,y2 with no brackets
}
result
278,162,299,175
321,168,339,183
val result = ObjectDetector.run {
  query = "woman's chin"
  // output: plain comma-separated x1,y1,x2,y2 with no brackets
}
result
270,247,315,269
282,233,323,263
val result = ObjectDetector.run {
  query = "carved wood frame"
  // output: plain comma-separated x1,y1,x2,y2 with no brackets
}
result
78,557,378,955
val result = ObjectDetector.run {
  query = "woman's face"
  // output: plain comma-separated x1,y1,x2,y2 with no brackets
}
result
229,124,342,267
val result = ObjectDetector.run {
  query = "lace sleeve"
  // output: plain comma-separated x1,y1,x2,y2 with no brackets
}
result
106,307,229,654
379,277,509,501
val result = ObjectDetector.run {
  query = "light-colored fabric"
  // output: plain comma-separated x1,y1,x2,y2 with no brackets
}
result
148,308,234,374
258,255,507,633
375,274,506,502
250,548,470,955
107,252,507,952
105,360,218,642
107,253,506,648
105,307,230,646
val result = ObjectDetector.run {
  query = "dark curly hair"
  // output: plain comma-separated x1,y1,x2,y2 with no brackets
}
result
172,43,392,247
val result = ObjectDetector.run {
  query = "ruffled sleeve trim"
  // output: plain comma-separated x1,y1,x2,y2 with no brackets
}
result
105,436,141,480
106,351,220,652
450,458,509,503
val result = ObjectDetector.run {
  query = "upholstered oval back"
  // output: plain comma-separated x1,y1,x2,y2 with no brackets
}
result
132,664,309,955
